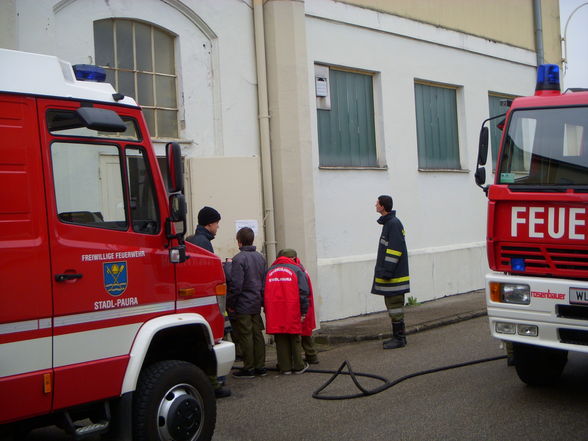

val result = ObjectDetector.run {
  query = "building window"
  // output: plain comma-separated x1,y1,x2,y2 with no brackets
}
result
316,67,378,167
414,82,460,170
94,19,178,139
488,93,516,170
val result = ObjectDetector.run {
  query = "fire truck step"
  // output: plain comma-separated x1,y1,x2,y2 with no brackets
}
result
74,421,110,437
62,401,111,439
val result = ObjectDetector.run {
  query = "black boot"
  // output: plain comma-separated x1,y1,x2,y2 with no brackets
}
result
383,321,407,349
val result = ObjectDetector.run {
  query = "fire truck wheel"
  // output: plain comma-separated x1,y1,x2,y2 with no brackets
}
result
133,360,216,441
513,343,568,386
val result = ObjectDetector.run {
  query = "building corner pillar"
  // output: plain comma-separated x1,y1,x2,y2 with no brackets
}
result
263,0,318,283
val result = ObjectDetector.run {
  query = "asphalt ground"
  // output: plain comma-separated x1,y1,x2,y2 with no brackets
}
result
217,315,588,441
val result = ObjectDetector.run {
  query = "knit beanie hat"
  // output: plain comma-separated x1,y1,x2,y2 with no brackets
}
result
278,248,297,258
198,206,221,226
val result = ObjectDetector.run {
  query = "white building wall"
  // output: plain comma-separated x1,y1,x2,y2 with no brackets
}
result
7,0,259,160
306,0,538,321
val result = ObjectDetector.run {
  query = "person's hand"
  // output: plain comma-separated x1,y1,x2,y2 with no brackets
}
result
301,314,306,322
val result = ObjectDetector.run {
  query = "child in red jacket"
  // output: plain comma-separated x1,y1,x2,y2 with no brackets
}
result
264,249,310,375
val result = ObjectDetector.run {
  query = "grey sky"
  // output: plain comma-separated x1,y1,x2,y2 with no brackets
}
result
560,0,588,89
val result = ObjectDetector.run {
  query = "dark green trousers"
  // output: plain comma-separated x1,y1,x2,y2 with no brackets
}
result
232,313,266,370
301,335,318,362
274,334,304,373
384,294,405,324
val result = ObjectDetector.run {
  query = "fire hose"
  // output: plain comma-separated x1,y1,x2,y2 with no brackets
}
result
272,355,507,400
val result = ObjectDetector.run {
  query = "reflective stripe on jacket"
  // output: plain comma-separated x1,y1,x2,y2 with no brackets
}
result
371,211,410,297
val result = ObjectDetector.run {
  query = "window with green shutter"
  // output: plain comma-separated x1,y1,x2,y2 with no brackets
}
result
317,68,379,167
414,82,460,170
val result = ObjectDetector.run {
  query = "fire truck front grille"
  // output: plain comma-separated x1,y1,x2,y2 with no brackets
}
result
499,246,548,268
548,248,588,270
557,304,588,321
497,244,588,278
559,328,588,346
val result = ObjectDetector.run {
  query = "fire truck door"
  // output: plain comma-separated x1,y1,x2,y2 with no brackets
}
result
0,94,53,423
38,100,175,410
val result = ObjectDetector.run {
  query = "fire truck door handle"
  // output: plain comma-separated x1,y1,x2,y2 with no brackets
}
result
55,273,83,282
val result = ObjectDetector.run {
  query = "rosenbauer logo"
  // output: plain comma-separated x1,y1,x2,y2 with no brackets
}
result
531,289,565,300
103,261,128,296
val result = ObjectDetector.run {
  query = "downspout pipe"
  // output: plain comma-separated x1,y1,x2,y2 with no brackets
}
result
533,0,545,66
253,0,277,264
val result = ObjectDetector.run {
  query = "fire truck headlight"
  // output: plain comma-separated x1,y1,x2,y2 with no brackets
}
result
502,284,531,304
517,324,538,337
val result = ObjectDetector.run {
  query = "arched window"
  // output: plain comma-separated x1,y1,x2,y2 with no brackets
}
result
94,19,178,139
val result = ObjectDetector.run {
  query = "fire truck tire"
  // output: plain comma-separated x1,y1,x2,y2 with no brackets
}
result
133,360,216,441
513,343,568,386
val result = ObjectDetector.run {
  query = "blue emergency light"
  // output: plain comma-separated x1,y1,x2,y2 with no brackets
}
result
511,258,526,272
535,64,560,91
73,64,107,82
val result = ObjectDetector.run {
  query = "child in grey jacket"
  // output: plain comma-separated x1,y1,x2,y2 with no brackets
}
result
228,227,267,378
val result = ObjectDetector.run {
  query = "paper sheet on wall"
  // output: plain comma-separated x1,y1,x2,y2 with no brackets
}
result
235,219,259,234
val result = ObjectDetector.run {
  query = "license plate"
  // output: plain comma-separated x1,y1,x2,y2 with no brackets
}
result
570,288,588,305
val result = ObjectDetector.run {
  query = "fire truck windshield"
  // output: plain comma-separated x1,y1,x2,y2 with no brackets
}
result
497,106,588,187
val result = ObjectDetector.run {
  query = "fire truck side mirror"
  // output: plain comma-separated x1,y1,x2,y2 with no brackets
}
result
166,142,184,193
166,193,187,251
169,193,187,224
475,167,486,187
478,126,489,166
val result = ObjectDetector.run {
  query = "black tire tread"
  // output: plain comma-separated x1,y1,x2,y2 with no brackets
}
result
513,343,568,387
133,360,216,441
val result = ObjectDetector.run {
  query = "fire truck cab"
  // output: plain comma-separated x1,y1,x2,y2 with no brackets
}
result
476,64,588,386
0,49,234,441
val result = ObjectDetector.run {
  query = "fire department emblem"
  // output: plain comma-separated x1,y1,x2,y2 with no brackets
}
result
103,261,128,296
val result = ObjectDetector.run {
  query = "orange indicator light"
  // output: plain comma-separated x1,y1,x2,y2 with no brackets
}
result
489,282,502,303
43,373,52,394
178,288,196,298
215,283,227,296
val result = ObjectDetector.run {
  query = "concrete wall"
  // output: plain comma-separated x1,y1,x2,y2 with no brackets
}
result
187,156,265,259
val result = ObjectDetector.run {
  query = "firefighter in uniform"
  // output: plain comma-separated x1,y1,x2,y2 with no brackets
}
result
372,195,410,349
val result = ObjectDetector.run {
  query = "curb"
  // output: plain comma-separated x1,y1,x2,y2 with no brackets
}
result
313,309,487,346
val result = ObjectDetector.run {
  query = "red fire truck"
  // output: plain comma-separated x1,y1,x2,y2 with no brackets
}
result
0,49,234,440
476,64,588,386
